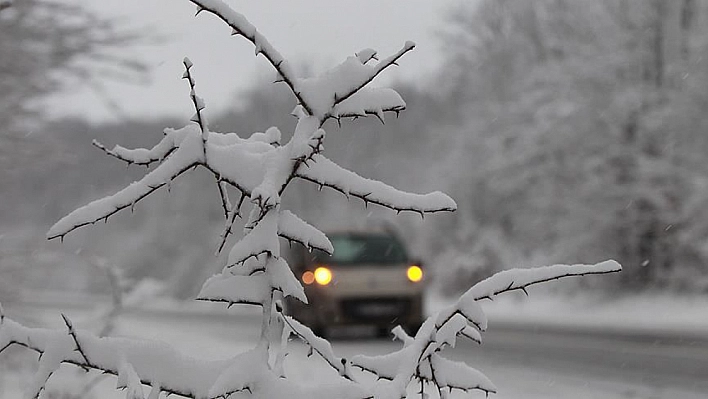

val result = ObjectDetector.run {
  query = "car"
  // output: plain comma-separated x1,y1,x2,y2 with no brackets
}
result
284,230,425,337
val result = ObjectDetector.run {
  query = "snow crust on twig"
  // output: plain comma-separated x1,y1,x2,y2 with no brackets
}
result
297,154,457,214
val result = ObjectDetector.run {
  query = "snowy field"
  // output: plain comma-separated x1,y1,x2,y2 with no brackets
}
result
2,292,706,398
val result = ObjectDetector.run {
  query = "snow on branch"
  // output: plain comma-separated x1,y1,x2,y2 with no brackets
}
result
349,261,621,399
226,208,280,267
296,154,457,215
278,312,355,380
322,42,415,119
197,273,271,307
296,41,415,120
467,260,622,301
48,126,205,240
49,116,283,242
0,316,232,398
200,256,305,306
278,210,333,254
188,0,413,122
332,87,406,123
188,0,312,115
92,135,176,167
352,317,497,399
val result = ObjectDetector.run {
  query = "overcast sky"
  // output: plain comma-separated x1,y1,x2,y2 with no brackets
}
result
44,0,464,122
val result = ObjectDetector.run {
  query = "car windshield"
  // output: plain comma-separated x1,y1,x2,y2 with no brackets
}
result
313,234,408,265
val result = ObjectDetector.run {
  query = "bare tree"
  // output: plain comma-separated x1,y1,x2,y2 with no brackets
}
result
435,0,708,290
0,0,144,130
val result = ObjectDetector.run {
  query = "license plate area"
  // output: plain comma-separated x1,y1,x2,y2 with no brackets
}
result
342,298,410,321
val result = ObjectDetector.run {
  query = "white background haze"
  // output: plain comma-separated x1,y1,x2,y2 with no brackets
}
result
44,0,463,122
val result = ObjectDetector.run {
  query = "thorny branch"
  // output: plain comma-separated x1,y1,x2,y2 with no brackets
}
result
275,307,356,381
62,314,91,371
324,41,415,120
0,322,202,398
182,57,209,150
188,0,315,116
91,139,176,167
471,268,622,302
217,190,246,253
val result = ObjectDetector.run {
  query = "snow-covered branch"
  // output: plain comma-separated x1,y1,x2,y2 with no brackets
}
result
30,2,625,399
91,135,176,167
296,154,457,215
187,0,313,115
468,260,622,301
324,41,415,119
182,57,209,148
0,316,231,398
277,311,356,381
349,261,621,399
188,0,413,122
48,125,205,241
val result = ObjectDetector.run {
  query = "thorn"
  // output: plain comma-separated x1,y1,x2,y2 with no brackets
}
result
195,6,204,16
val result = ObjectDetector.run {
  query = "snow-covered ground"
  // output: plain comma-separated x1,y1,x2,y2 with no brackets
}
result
2,291,707,398
445,291,708,340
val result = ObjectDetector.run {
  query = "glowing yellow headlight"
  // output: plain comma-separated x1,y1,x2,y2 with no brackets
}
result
407,265,423,282
314,266,333,285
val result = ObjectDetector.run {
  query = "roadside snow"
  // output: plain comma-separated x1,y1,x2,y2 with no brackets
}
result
427,290,708,341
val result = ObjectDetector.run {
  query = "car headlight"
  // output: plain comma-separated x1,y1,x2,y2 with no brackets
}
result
407,265,423,282
314,266,333,285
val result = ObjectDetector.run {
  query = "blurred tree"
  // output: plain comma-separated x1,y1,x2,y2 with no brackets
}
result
434,0,708,290
0,0,143,130
0,0,145,225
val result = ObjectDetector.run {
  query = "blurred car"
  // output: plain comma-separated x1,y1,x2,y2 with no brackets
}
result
284,230,425,337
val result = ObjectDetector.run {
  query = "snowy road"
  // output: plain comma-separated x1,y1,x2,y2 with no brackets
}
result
114,308,708,398
4,303,707,398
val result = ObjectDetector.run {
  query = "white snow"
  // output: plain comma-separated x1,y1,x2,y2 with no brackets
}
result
297,154,457,214
332,87,406,119
466,260,622,301
226,209,280,267
197,273,271,306
277,210,333,254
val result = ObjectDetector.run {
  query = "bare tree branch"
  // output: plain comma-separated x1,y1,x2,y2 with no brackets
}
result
187,0,314,115
326,41,415,118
